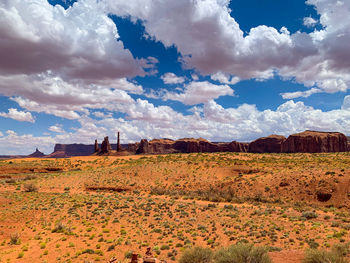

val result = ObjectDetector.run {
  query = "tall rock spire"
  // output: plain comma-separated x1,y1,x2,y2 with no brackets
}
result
117,131,121,152
94,139,99,152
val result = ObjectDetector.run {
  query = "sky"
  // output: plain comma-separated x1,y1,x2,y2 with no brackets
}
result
1,0,350,155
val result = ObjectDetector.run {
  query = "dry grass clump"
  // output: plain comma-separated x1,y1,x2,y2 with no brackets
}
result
214,243,271,263
23,183,38,192
179,244,271,263
179,247,213,263
303,244,349,263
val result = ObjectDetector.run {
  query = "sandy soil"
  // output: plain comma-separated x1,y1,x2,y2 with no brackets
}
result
0,152,350,262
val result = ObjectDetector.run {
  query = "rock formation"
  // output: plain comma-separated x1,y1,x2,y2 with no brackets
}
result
28,148,45,158
100,136,112,153
117,132,121,152
46,130,349,157
135,138,248,154
248,135,286,153
94,139,99,153
136,139,150,154
281,130,348,153
48,142,131,157
49,144,96,157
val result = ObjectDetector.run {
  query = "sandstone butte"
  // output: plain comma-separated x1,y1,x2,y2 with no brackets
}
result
281,130,348,153
30,130,350,158
248,135,286,153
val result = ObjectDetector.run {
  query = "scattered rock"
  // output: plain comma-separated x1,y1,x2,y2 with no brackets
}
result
316,192,332,202
279,181,290,187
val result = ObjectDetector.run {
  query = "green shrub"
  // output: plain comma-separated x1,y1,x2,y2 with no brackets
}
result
52,222,70,234
9,233,21,245
303,247,347,263
179,247,213,263
214,243,271,263
301,211,318,220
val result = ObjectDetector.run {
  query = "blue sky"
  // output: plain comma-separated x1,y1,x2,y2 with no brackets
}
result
0,0,350,154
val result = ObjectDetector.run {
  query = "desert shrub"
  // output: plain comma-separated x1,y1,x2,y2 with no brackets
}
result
5,178,16,184
302,211,318,220
23,183,38,192
303,247,347,263
214,243,271,263
24,175,37,180
52,222,71,234
10,233,21,245
179,247,214,263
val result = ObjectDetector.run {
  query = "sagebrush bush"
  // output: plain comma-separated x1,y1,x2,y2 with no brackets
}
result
214,243,271,263
179,244,272,263
52,221,71,234
23,183,38,192
179,247,213,263
9,233,21,245
303,246,348,263
302,211,318,220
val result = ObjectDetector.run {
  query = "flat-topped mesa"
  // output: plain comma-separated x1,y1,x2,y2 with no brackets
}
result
248,135,286,153
100,136,112,153
281,130,348,153
135,138,248,154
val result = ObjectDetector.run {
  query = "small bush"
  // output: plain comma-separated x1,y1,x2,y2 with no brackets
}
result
303,247,347,263
179,247,213,263
52,222,71,234
9,233,21,245
214,243,271,263
301,211,318,220
23,184,38,192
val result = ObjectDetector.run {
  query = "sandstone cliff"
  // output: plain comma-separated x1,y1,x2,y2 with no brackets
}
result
135,138,248,154
248,135,286,153
281,130,348,153
48,143,130,157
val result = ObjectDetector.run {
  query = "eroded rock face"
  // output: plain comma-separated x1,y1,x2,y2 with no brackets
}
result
136,139,150,154
282,130,348,153
248,135,286,153
100,136,112,153
135,138,248,154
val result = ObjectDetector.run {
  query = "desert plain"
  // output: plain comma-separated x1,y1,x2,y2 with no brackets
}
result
0,152,350,262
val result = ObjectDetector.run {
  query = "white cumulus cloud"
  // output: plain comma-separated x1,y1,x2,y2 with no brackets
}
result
161,73,185,84
48,125,65,133
211,72,240,85
0,108,34,123
162,81,234,105
303,17,318,27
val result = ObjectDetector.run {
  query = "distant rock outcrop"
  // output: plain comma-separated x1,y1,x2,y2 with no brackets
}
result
100,136,112,154
94,139,99,153
281,130,348,153
248,135,286,153
135,138,248,154
48,142,131,157
45,130,349,157
27,148,45,158
50,144,95,157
